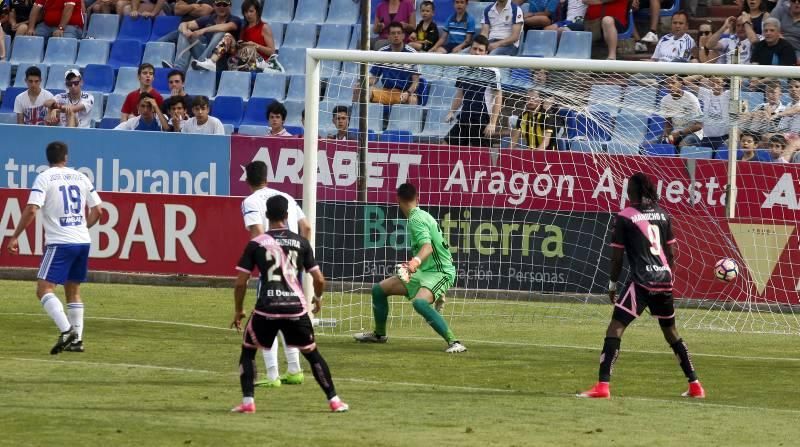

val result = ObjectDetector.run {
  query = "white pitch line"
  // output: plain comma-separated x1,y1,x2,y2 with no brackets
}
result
338,377,518,394
3,357,222,374
2,312,799,363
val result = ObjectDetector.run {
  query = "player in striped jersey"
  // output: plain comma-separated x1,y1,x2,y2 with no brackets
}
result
6,142,103,354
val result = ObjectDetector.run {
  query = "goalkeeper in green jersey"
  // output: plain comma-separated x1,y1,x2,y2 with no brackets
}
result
353,183,467,353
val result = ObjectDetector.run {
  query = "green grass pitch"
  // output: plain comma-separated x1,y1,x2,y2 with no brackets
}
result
1,279,798,446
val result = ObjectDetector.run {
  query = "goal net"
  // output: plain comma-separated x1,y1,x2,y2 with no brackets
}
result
302,49,800,337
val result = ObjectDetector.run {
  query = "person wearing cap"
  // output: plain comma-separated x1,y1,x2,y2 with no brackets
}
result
44,69,94,128
163,0,242,72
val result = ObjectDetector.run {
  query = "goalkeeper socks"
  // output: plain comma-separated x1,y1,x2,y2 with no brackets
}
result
598,337,621,382
412,298,456,343
263,338,280,381
371,284,389,336
303,349,337,400
670,339,698,382
279,332,302,374
240,347,258,398
66,302,84,341
41,293,71,333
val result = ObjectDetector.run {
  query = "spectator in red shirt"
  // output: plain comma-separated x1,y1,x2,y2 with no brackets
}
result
25,0,83,40
120,63,165,121
582,0,631,60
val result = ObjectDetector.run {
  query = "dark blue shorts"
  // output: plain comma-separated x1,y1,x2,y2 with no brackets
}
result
37,244,90,285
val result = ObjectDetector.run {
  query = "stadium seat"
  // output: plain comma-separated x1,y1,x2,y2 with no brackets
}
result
468,2,489,23
643,114,667,143
612,111,648,144
76,39,111,67
272,23,284,49
0,112,17,123
216,71,252,99
282,23,318,48
681,146,713,159
570,140,604,152
365,102,385,132
184,68,217,97
262,0,295,23
86,92,105,124
606,142,641,155
555,31,592,59
520,30,557,57
284,100,305,127
286,75,306,101
114,66,140,94
83,64,116,93
387,104,424,134
43,37,79,64
14,64,48,88
621,85,657,112
589,85,623,114
574,111,612,142
340,61,359,76
252,72,287,100
108,40,144,69
317,24,351,49
425,80,456,108
617,12,636,40
212,95,244,128
99,117,120,129
323,76,355,103
380,130,413,143
150,15,181,41
0,87,26,112
285,124,303,135
241,97,272,125
348,26,361,50
3,35,9,59
221,123,234,135
293,0,327,23
103,93,127,118
755,149,772,161
419,107,452,138
641,143,676,156
153,67,172,94
326,0,360,24
86,14,120,41
118,16,153,44
231,0,245,18
45,64,79,91
277,48,306,75
321,60,342,77
238,124,268,135
0,62,11,90
142,42,176,67
9,36,45,64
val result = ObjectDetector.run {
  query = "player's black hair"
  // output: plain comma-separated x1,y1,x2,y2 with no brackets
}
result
769,134,787,147
267,101,287,121
25,65,42,80
266,195,289,222
628,173,658,204
397,183,418,201
420,0,434,10
332,105,350,117
740,130,760,142
167,69,185,83
245,161,268,187
46,141,69,164
191,95,210,109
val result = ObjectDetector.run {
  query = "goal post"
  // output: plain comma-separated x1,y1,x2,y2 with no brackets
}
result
302,48,800,336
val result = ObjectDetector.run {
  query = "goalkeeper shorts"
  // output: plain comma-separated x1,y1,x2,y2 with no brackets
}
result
406,271,454,301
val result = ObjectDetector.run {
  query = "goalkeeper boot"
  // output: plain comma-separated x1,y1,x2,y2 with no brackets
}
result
64,340,84,352
353,332,388,343
577,382,610,399
329,397,349,413
280,372,304,385
681,380,705,399
445,341,467,353
230,402,256,414
50,326,78,355
254,377,282,388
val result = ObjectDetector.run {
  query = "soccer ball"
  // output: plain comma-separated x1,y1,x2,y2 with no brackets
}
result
714,258,739,282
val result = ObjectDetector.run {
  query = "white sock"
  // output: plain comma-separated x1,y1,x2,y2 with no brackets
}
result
243,396,255,405
280,332,302,374
262,337,280,381
41,293,71,333
66,302,84,341
329,395,341,404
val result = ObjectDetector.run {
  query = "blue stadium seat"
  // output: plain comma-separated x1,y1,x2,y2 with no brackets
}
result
340,61,359,76
321,60,342,77
231,0,245,18
467,2,488,23
317,24,352,49
520,30,557,57
108,40,143,69
10,36,45,64
570,140,604,152
326,0,360,24
43,37,79,64
83,64,116,93
114,67,140,94
118,17,153,44
86,14,120,41
419,107,452,138
285,125,303,135
0,62,11,90
86,92,105,124
589,84,623,114
555,31,592,59
0,87,26,112
348,26,361,50
284,100,305,127
216,71,252,99
184,68,216,97
365,102,385,132
241,97,272,125
142,42,176,67
99,117,121,129
45,64,79,91
293,0,327,23
643,114,667,143
238,124,268,135
755,149,772,161
283,23,318,48
573,111,612,141
681,146,713,159
622,85,657,113
286,75,306,101
277,48,306,75
212,95,244,127
425,80,456,108
272,23,284,49
606,142,641,155
612,111,648,144
387,104,424,134
380,130,413,143
103,93,127,118
323,76,355,103
252,72,287,100
14,64,48,87
262,0,295,23
3,35,10,59
150,15,181,41
641,143,676,156
0,112,17,123
76,40,111,67
223,123,235,135
153,67,172,94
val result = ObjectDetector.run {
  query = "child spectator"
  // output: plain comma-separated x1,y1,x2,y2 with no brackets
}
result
739,130,760,161
121,63,164,122
115,93,168,131
430,0,475,54
165,95,189,132
409,1,440,52
266,101,292,137
180,95,225,134
327,105,357,140
768,133,790,162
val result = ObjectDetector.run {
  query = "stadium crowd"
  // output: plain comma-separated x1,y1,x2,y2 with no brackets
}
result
0,0,799,160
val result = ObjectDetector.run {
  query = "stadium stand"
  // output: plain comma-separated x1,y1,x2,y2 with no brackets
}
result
43,38,79,65
86,14,120,41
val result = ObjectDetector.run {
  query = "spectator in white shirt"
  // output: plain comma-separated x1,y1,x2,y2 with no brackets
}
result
180,95,225,134
44,69,94,128
703,14,762,64
114,93,168,131
742,80,785,133
266,101,292,137
14,66,54,126
658,75,703,149
777,78,800,133
651,11,695,62
480,0,524,55
684,75,730,151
